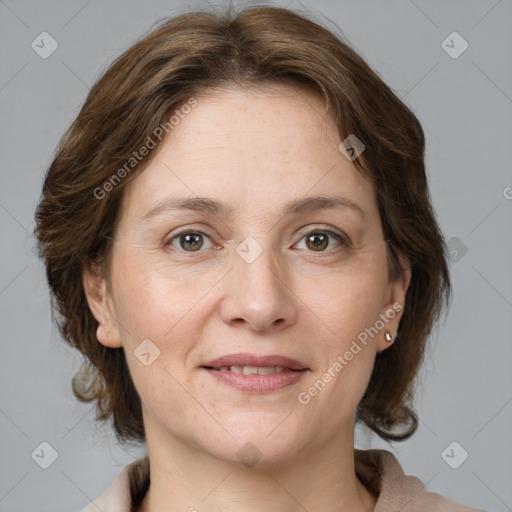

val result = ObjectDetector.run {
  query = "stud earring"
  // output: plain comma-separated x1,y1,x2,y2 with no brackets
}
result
385,330,393,343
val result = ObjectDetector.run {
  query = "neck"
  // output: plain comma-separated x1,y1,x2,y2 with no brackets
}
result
137,422,377,512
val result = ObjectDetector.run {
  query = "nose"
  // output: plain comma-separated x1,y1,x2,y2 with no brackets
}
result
220,242,298,332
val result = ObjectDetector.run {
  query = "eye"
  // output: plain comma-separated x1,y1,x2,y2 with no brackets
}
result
167,230,214,252
295,229,346,252
165,227,347,254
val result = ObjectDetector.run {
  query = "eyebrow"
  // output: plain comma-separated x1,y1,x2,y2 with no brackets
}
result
140,194,367,224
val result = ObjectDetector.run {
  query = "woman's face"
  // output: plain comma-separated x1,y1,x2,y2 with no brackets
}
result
85,84,409,466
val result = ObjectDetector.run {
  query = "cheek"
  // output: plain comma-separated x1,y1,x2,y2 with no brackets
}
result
110,262,202,414
109,255,216,381
302,252,388,340
111,253,207,339
301,285,379,424
296,253,386,405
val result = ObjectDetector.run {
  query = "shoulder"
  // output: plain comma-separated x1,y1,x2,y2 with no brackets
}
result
354,448,482,511
78,457,148,512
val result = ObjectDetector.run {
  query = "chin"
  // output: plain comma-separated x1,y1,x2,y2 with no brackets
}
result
204,421,310,469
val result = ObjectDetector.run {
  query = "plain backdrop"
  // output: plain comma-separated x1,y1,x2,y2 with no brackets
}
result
0,0,511,511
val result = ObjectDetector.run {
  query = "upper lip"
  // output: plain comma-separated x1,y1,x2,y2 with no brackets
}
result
202,353,309,370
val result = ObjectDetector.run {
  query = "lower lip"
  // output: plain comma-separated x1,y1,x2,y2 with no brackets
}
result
202,368,308,392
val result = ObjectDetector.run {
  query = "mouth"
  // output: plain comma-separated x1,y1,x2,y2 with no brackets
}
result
202,353,309,371
204,365,296,375
200,353,309,392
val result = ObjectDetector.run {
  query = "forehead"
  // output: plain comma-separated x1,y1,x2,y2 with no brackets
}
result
119,84,377,224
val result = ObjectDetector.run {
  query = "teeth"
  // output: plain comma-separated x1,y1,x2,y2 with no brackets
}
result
258,366,284,375
218,365,286,375
242,366,259,375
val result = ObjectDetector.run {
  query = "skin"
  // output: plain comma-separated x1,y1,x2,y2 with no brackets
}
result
83,83,411,512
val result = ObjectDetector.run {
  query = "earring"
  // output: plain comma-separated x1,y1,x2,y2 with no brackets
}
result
385,330,393,343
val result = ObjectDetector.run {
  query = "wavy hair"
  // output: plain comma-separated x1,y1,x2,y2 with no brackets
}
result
34,4,451,444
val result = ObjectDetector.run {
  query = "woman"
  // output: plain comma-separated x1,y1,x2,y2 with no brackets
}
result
34,4,480,511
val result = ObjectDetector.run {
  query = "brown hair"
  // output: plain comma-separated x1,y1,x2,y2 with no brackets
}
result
34,4,450,444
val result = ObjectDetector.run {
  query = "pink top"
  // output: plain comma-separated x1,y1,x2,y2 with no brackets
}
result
79,448,481,511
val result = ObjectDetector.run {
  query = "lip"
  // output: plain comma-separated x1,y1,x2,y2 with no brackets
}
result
202,353,309,371
201,353,310,393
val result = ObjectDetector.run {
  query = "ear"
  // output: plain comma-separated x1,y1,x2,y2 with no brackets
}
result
377,253,411,352
82,263,122,348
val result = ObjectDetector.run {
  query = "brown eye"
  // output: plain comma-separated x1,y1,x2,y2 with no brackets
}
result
297,230,346,252
169,231,212,252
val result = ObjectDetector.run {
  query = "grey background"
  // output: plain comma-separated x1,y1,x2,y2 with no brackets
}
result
1,0,511,510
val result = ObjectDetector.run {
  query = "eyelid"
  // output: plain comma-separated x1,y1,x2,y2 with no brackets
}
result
164,224,349,252
164,227,215,251
294,224,348,243
163,224,215,244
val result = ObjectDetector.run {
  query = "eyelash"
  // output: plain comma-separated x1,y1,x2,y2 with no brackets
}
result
164,226,349,255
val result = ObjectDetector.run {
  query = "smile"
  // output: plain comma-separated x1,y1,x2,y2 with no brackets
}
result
201,365,308,392
210,365,286,374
